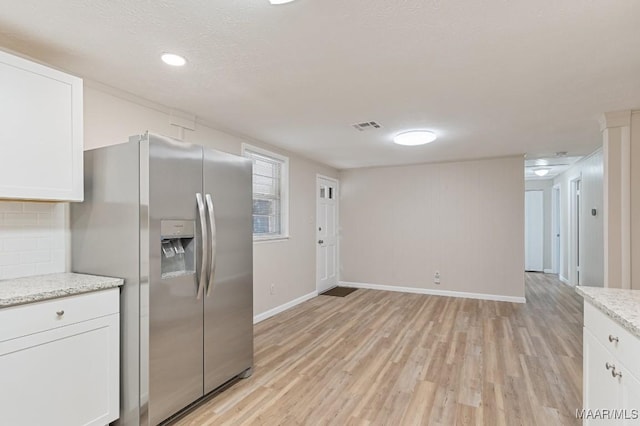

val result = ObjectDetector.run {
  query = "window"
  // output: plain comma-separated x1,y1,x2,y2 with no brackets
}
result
242,144,289,241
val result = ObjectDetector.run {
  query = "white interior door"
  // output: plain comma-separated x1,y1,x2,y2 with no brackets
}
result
525,190,544,272
316,176,338,293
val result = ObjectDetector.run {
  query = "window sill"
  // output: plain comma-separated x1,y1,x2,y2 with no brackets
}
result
253,235,290,244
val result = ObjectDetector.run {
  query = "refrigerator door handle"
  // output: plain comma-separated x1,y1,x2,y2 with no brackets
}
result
196,193,208,300
205,193,217,297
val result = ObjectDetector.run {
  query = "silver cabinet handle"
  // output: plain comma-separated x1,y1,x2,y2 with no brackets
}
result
196,193,208,300
606,362,623,378
56,310,64,316
205,193,217,298
609,335,619,343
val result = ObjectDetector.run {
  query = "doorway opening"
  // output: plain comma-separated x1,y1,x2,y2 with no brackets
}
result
524,190,544,272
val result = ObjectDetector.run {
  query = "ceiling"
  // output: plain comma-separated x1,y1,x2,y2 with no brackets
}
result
524,154,583,180
1,0,639,169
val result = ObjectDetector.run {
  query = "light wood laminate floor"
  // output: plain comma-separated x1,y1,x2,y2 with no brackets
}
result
174,273,583,425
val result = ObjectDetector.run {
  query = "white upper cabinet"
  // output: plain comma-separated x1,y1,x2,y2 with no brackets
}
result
0,50,83,201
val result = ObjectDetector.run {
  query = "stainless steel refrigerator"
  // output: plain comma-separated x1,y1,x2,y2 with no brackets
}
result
71,132,253,426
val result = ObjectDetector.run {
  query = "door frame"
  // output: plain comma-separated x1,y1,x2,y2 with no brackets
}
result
316,174,340,294
569,176,582,286
551,184,561,275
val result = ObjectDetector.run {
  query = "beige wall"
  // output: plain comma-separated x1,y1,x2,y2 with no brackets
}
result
554,149,604,287
83,83,338,317
632,111,640,290
339,156,525,299
525,180,553,272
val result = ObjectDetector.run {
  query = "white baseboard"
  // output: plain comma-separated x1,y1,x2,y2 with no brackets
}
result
544,269,555,274
253,290,318,324
339,281,526,304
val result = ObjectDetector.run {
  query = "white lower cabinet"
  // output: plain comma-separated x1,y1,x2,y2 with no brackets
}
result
583,302,640,425
0,289,119,426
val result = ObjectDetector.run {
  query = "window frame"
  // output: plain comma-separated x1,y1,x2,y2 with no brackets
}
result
241,143,290,242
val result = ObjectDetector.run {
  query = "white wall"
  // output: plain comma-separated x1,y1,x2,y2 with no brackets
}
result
2,81,338,318
554,149,604,286
525,180,553,272
339,156,525,300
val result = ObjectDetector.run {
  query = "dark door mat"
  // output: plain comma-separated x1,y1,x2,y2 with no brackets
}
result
320,287,358,297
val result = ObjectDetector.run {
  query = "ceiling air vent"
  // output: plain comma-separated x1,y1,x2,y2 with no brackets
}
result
352,121,382,131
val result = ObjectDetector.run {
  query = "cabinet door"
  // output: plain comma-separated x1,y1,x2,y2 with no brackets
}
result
620,365,640,423
583,328,622,425
0,314,119,426
0,50,83,201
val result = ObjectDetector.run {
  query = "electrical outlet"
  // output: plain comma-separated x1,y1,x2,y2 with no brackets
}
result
270,284,275,295
434,271,441,285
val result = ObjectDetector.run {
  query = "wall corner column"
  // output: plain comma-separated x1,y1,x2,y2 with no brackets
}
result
600,110,631,289
631,111,640,290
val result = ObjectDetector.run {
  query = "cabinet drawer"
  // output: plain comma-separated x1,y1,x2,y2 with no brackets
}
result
0,288,119,342
584,328,640,425
584,301,640,380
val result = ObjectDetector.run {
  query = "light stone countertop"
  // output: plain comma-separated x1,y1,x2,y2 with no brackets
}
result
0,272,123,308
576,286,640,339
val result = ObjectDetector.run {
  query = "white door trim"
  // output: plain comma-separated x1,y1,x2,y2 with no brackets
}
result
551,184,561,275
316,174,339,294
569,176,582,286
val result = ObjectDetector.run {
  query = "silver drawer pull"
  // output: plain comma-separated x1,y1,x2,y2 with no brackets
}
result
56,310,65,316
606,362,623,378
608,335,619,343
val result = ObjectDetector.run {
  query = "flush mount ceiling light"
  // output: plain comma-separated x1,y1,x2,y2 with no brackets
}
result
534,168,551,177
393,130,437,146
269,0,297,4
161,53,187,66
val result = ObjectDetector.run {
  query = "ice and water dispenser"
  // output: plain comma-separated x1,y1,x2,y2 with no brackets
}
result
160,220,196,279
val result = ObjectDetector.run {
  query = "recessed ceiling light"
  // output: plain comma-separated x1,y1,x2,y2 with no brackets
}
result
534,168,551,177
161,53,187,67
393,130,437,146
269,0,297,4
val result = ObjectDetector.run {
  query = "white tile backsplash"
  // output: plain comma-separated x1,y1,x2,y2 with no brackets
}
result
4,212,38,226
0,201,67,280
0,201,23,212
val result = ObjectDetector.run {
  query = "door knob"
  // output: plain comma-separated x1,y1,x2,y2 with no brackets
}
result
318,240,324,244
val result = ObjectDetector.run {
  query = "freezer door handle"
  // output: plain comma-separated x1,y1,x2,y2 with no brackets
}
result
196,193,208,300
205,193,217,297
